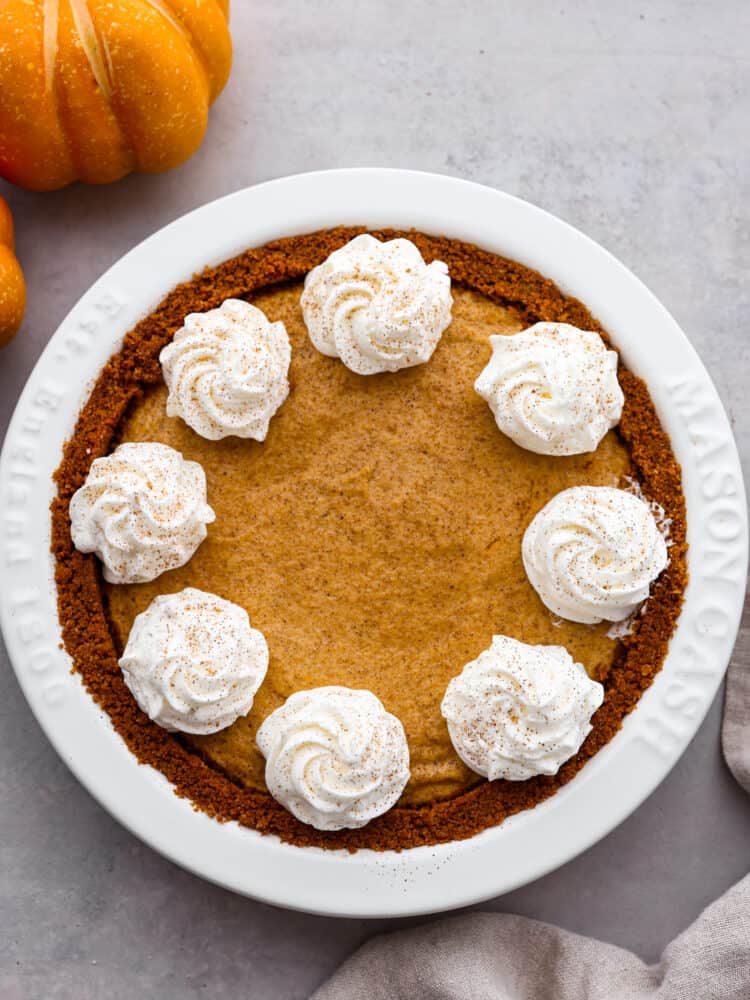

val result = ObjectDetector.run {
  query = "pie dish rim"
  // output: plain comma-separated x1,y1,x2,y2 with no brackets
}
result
1,168,746,917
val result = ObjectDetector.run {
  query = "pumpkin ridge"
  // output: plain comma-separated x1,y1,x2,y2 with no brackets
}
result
68,0,138,173
49,54,85,181
46,1,135,182
94,26,140,171
68,0,114,100
43,0,60,92
142,0,213,96
42,0,78,185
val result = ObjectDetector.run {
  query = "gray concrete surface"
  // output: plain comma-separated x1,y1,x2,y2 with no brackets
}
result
1,2,749,998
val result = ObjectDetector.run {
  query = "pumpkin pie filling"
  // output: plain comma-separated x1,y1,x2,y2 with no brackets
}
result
52,227,687,850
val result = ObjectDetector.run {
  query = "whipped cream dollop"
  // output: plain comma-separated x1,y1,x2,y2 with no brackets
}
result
160,299,291,441
119,588,269,735
474,323,624,456
69,442,215,584
441,635,604,781
256,686,410,830
300,234,453,375
522,485,668,624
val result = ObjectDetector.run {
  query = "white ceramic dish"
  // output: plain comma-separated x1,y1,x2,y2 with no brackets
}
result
1,169,746,918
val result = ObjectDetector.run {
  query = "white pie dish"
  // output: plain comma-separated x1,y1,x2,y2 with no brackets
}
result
0,168,746,918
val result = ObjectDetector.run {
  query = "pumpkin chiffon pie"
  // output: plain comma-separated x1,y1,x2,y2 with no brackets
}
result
52,227,687,851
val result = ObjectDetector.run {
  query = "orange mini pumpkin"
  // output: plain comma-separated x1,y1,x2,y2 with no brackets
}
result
0,0,232,191
0,196,26,347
